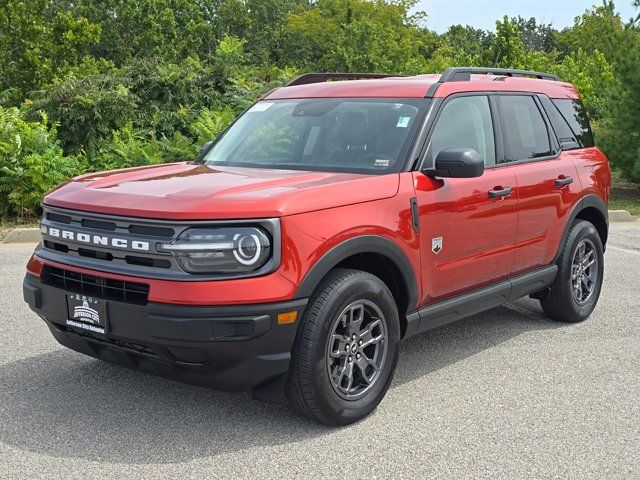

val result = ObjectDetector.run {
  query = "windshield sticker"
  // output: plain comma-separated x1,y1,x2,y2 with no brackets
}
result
396,116,411,128
374,159,390,168
249,102,274,112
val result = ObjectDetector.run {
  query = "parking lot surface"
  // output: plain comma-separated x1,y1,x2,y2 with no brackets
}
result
1,224,638,479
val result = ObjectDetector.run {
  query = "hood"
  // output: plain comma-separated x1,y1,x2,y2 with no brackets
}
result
44,162,400,220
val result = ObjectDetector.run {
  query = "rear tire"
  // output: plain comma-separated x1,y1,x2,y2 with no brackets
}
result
540,220,604,323
286,268,400,426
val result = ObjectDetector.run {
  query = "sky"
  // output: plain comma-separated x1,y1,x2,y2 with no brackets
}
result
415,0,638,33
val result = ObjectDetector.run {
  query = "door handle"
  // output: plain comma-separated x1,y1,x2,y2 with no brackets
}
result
555,176,574,187
488,186,512,199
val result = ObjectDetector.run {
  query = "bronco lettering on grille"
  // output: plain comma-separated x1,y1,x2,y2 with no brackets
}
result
47,227,150,251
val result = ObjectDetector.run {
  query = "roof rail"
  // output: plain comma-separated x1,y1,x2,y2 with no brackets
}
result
287,72,402,87
439,67,561,83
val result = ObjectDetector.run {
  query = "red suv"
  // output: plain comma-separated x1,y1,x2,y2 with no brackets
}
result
24,67,610,425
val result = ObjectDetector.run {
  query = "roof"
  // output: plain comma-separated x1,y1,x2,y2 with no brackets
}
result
264,73,579,101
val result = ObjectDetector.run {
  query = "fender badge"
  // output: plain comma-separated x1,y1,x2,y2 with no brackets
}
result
432,237,443,254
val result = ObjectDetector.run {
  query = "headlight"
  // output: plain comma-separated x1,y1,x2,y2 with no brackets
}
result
158,227,272,274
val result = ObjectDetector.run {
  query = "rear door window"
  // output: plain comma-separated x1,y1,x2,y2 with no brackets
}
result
497,95,553,161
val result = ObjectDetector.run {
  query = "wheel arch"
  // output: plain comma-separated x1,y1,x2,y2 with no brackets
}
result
554,194,608,262
294,236,419,333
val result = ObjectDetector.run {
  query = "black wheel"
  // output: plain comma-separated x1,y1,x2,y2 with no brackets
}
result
286,268,400,425
540,220,604,323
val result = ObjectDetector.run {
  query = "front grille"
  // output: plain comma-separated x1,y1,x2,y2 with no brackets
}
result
82,218,116,231
47,212,72,224
128,224,175,237
42,265,149,305
40,206,183,276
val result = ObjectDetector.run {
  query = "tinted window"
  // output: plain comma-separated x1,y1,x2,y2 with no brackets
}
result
539,95,580,150
426,95,495,167
204,98,427,174
553,99,595,148
498,95,553,161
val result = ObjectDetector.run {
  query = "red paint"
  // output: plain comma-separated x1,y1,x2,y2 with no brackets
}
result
265,74,579,100
266,75,440,99
412,168,519,303
509,155,582,274
280,173,421,295
568,147,611,203
44,164,399,220
433,76,579,100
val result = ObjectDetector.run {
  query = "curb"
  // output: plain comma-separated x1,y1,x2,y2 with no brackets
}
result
609,210,638,223
1,227,41,244
1,209,638,244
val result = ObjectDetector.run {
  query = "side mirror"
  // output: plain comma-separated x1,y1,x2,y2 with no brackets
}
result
426,148,484,178
196,140,214,162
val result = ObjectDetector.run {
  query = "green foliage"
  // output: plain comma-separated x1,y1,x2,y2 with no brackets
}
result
513,17,561,53
280,0,431,74
70,0,218,64
557,2,623,62
0,107,79,217
598,21,640,182
190,107,236,146
0,1,102,103
554,49,615,120
27,73,139,155
0,0,639,218
91,125,194,171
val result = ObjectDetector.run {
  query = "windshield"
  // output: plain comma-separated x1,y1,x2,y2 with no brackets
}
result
203,98,428,174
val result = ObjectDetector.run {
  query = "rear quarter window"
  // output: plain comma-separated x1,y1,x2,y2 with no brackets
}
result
538,95,580,150
552,99,595,148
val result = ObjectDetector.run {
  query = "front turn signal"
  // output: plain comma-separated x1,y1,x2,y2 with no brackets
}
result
277,311,298,325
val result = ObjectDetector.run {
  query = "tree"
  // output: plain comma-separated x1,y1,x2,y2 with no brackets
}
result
512,16,560,53
599,8,640,181
0,1,101,102
437,25,494,64
68,0,216,63
280,0,432,74
553,49,614,120
557,2,623,63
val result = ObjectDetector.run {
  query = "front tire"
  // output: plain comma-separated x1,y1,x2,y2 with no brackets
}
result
286,269,400,425
540,220,604,323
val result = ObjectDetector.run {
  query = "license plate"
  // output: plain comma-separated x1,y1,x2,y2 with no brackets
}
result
66,293,108,334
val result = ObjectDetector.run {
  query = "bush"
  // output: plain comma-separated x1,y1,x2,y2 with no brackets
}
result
89,125,199,171
26,55,240,158
27,73,139,156
0,107,79,218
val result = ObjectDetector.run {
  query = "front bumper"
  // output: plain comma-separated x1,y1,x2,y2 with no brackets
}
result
23,273,307,399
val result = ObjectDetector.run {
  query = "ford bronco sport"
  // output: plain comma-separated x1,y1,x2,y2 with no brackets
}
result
24,67,610,425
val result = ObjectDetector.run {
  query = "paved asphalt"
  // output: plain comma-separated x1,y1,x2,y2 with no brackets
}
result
1,225,638,479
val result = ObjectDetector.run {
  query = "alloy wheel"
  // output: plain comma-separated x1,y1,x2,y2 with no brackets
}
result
326,300,388,400
570,239,598,304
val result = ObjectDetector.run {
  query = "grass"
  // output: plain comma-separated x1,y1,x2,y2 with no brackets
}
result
610,169,640,216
